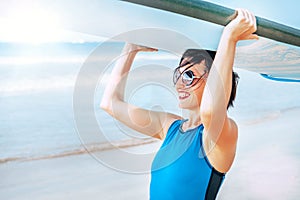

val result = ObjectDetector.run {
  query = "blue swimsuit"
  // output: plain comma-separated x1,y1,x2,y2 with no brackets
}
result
150,119,225,200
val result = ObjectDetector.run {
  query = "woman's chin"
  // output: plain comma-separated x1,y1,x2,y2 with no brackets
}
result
178,100,191,109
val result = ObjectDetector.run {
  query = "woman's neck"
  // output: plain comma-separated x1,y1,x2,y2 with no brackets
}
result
181,109,202,131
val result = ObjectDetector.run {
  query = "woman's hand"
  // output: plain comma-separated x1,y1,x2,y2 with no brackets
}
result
223,8,259,43
123,43,158,53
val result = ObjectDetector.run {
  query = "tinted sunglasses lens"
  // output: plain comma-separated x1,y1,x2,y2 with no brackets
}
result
182,70,194,85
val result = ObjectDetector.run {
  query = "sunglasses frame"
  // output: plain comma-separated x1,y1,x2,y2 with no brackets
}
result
173,63,207,88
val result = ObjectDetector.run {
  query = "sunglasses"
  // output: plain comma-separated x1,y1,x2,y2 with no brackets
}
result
173,64,207,87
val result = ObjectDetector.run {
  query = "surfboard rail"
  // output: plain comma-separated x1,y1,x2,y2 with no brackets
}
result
122,0,300,47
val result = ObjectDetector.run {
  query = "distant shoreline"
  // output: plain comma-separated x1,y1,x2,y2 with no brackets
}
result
2,106,300,165
0,138,158,164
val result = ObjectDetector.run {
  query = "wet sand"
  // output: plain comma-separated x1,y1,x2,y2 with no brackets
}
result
1,108,300,200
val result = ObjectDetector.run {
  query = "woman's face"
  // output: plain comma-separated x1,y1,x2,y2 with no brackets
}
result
175,59,208,110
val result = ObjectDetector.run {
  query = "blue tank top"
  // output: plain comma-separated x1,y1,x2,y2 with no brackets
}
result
150,119,225,200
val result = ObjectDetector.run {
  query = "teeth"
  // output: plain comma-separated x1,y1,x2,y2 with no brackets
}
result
179,92,189,98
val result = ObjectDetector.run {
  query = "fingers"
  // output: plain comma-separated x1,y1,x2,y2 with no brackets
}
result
236,8,245,20
124,43,158,53
236,8,254,23
135,44,158,52
245,34,259,40
249,11,257,31
143,46,158,52
235,8,258,39
244,9,257,32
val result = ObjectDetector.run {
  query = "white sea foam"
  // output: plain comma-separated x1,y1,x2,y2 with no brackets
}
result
0,75,76,95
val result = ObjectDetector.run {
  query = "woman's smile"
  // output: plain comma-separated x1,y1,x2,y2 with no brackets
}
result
178,91,191,100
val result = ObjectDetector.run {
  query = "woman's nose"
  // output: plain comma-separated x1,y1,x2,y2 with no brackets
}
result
175,77,185,89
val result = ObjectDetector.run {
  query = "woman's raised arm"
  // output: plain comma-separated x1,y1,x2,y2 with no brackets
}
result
100,43,180,139
200,9,258,147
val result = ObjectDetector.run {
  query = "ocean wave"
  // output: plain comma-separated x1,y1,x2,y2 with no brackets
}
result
0,138,157,164
0,75,76,95
0,56,86,65
241,106,300,126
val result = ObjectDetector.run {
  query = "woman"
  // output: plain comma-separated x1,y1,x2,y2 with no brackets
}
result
101,9,258,200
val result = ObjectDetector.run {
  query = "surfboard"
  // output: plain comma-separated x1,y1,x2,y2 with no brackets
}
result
4,0,297,81
120,0,300,82
64,0,300,81
123,0,300,47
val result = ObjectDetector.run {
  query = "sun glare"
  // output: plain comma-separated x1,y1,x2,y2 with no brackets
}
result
1,8,62,44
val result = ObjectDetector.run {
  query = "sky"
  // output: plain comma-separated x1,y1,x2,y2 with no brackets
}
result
0,0,299,44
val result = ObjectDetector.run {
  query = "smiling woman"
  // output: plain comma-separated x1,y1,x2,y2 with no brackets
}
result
0,8,62,44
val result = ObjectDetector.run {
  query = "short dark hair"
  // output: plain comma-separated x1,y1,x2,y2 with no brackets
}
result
179,49,216,70
179,49,239,109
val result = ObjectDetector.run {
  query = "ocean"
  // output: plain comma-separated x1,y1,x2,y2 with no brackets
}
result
1,42,300,163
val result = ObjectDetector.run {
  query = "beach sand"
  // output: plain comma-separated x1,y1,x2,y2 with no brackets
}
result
1,108,300,200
